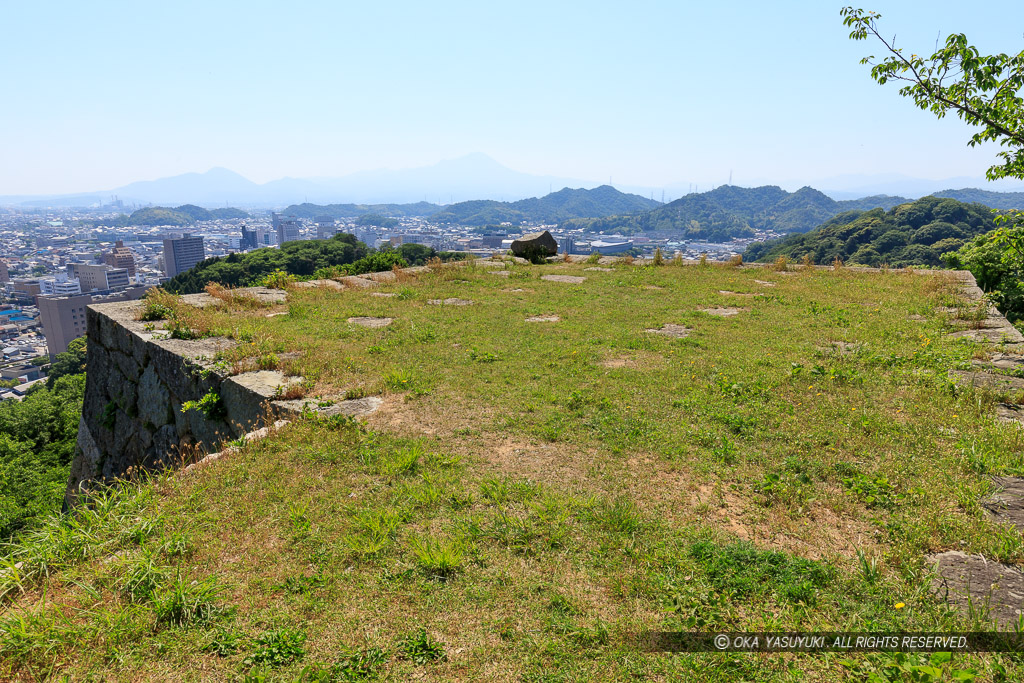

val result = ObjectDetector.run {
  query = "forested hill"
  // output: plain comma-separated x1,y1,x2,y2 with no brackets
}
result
428,185,661,225
560,185,915,241
743,196,997,267
282,201,442,219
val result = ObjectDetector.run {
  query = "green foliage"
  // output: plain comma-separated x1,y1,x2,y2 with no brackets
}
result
746,196,997,266
355,213,399,229
430,185,660,225
0,373,85,538
410,536,464,580
396,628,447,665
244,628,307,668
164,233,368,294
46,336,86,388
842,7,1024,181
181,389,226,421
689,540,834,604
945,211,1024,322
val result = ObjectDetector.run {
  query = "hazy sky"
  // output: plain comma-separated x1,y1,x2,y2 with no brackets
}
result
3,0,1023,195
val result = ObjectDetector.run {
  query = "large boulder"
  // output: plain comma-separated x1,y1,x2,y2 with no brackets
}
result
511,230,558,258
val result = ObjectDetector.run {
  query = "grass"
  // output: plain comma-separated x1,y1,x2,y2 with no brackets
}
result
2,258,1024,679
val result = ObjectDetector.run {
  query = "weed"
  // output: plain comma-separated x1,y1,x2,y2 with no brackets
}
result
202,628,245,657
469,347,499,363
181,389,226,421
151,574,224,627
100,401,118,430
245,628,307,668
409,536,464,580
396,628,447,664
690,539,834,604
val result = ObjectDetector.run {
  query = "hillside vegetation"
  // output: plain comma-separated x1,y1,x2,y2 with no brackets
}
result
5,260,1023,680
282,201,442,219
744,196,997,266
0,339,86,538
562,185,911,240
164,233,371,294
429,185,661,225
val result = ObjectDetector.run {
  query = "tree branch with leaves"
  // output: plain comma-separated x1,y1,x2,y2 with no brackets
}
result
841,7,1024,181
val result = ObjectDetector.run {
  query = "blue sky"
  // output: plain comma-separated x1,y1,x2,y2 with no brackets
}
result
2,0,1023,195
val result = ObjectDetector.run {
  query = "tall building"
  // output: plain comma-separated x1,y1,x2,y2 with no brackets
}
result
240,224,258,250
69,264,130,292
163,233,206,278
102,240,136,276
273,213,301,245
315,216,336,240
39,285,150,358
0,261,9,284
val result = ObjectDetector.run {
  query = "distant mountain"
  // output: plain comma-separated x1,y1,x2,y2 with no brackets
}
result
429,185,661,225
2,155,598,208
281,202,442,219
743,196,997,267
927,188,1024,210
563,185,864,241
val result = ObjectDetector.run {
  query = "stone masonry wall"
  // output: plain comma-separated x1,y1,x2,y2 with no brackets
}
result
65,288,305,504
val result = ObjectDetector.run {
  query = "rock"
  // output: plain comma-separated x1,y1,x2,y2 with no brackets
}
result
699,307,743,317
138,365,172,428
339,276,379,288
275,396,383,419
646,324,692,338
525,315,560,322
348,316,393,328
981,476,1024,530
427,298,474,306
511,230,558,257
949,370,1024,393
929,551,1024,627
995,403,1024,426
584,267,613,272
540,275,586,284
754,280,777,287
292,279,344,290
370,292,398,298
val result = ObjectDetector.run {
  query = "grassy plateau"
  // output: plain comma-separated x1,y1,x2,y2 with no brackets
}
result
2,257,1023,681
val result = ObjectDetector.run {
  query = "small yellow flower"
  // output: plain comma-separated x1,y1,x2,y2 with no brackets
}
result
895,602,905,610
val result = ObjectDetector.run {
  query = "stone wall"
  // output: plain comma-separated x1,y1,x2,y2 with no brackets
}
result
65,288,308,504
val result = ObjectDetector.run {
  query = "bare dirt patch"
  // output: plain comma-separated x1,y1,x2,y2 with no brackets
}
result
718,290,758,297
526,315,560,322
347,316,393,328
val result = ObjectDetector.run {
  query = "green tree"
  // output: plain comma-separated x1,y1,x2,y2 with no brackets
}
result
843,7,1024,318
842,7,1024,181
47,336,87,388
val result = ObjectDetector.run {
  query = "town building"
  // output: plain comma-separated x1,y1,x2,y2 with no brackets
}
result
273,213,301,244
68,264,130,292
102,240,137,275
162,233,206,278
38,285,150,357
315,216,337,240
